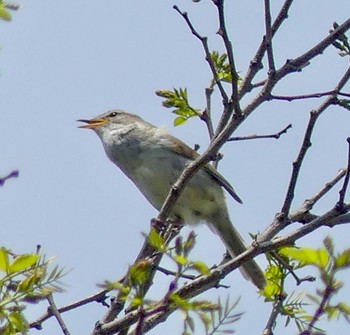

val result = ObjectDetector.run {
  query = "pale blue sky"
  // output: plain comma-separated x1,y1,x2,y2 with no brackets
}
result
2,1,350,334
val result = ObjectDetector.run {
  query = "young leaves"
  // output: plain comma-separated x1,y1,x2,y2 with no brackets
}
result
0,247,64,334
210,51,233,84
156,88,200,126
262,237,350,333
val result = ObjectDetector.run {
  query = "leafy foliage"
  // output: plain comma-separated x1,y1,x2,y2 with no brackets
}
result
261,237,350,334
100,229,243,334
210,51,233,85
156,88,200,126
0,247,64,334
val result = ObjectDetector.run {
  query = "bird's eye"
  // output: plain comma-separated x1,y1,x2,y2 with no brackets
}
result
108,111,117,117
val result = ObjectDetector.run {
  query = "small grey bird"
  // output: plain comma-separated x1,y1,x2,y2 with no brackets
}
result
78,110,265,289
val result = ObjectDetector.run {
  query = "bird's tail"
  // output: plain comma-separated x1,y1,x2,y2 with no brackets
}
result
210,215,266,290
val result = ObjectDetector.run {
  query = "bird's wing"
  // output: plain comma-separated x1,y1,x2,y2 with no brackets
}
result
166,135,242,204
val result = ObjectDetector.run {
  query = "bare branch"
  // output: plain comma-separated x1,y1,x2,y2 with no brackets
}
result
201,87,215,139
239,0,294,97
0,170,19,186
214,0,241,110
98,207,350,334
300,286,335,335
99,223,181,325
173,5,229,103
274,19,350,83
30,289,109,329
337,138,350,209
290,169,346,223
262,294,285,335
156,266,197,280
46,294,71,335
263,0,276,73
227,124,292,142
271,90,350,101
281,65,350,217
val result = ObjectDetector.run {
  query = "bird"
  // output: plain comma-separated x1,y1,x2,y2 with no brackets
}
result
78,109,266,289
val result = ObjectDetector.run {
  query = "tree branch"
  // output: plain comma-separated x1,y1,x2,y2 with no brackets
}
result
173,5,228,104
271,90,350,101
214,0,241,113
239,0,294,97
46,294,71,335
336,137,350,209
96,207,350,334
0,170,19,186
290,168,346,223
227,124,292,142
30,289,110,329
263,0,276,73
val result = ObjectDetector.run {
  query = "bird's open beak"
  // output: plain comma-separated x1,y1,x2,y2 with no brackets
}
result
77,118,108,129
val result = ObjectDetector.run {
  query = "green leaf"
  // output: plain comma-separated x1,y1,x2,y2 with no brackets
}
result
18,274,37,292
306,293,320,305
0,7,12,21
323,236,334,256
129,260,150,286
8,254,39,274
131,297,142,308
183,231,196,257
8,311,27,332
325,306,337,320
186,315,195,332
335,249,350,269
156,88,200,126
170,292,191,310
174,255,188,266
262,282,280,301
0,247,9,272
337,302,350,320
148,228,165,251
210,51,233,83
198,312,211,332
174,116,186,126
190,261,210,275
279,247,329,268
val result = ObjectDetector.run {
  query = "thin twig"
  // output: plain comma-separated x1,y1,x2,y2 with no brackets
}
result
97,207,350,334
0,170,19,186
337,137,350,209
156,266,197,280
46,294,71,335
214,0,241,113
227,124,292,142
30,289,109,329
290,169,346,223
98,223,180,326
270,251,315,285
274,19,350,83
271,90,350,101
213,0,243,136
264,0,276,73
173,5,228,103
239,0,294,98
300,286,334,335
202,87,215,139
281,65,350,217
263,293,285,335
4,3,22,11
